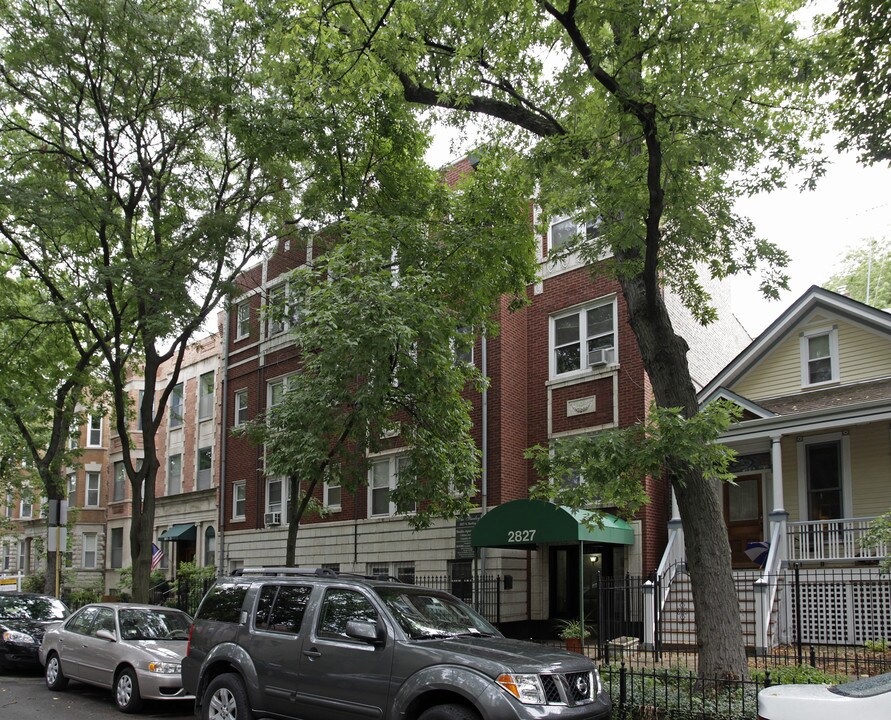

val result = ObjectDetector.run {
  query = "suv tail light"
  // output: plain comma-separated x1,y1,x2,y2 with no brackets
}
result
186,623,194,656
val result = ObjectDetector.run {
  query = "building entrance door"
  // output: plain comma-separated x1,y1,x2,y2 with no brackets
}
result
723,473,764,567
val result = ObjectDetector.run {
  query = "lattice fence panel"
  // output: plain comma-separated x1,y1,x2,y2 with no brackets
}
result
792,580,849,645
850,579,891,644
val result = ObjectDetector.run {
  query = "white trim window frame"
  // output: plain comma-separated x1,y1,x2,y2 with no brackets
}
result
324,480,342,512
167,453,183,495
197,446,213,490
234,389,249,427
368,454,415,518
232,481,246,520
82,532,97,569
267,375,292,412
198,371,215,420
112,461,126,502
169,382,184,428
19,496,32,519
548,213,601,253
550,297,618,378
800,326,839,387
796,432,852,522
267,283,289,336
67,472,78,507
236,301,251,340
87,415,103,447
85,471,101,507
266,475,289,516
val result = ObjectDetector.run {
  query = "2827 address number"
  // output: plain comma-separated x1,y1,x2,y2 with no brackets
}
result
507,529,536,543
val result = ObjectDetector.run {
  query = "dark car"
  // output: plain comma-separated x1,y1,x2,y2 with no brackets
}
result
182,567,611,720
0,591,69,670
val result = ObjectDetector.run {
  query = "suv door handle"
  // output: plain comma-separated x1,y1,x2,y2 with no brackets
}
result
303,648,322,659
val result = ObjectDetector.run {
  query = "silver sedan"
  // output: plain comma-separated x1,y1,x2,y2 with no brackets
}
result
39,602,194,713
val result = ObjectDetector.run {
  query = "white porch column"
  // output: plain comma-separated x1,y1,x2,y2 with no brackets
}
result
770,435,784,513
670,487,681,523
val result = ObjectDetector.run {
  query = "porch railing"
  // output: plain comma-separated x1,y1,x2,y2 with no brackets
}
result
787,517,885,564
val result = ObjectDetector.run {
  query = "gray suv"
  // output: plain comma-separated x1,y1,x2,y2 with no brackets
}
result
182,568,610,720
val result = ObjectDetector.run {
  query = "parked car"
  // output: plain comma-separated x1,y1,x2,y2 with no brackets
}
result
0,591,69,671
182,567,611,720
758,671,891,719
39,602,194,713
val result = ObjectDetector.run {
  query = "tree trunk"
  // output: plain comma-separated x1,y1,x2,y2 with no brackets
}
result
130,457,159,603
41,469,66,597
620,273,747,680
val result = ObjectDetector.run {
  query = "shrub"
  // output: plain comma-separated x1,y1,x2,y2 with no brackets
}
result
750,664,847,686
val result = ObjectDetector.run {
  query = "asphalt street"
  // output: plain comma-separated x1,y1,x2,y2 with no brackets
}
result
0,668,193,720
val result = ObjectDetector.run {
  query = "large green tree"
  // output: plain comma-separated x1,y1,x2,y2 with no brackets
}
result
243,145,538,565
0,0,302,601
266,0,827,679
824,238,891,308
821,0,891,164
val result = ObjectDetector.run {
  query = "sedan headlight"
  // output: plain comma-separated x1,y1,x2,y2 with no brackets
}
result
2,630,37,645
496,673,546,704
147,661,181,674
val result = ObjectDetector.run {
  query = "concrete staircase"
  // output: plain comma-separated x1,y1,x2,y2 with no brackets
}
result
658,568,779,649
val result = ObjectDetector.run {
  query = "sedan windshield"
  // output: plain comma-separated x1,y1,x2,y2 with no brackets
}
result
375,587,499,640
0,595,68,621
119,608,192,641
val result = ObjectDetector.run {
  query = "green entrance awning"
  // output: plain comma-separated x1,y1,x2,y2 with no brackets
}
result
470,499,633,549
158,523,196,542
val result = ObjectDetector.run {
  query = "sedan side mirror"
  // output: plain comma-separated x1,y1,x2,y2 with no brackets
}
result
96,628,117,642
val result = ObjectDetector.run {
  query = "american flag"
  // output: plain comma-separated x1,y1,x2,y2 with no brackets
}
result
150,542,164,570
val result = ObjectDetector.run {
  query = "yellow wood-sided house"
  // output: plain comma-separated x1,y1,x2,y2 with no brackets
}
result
649,286,891,652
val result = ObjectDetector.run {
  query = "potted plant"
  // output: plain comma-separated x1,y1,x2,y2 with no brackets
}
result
557,619,591,653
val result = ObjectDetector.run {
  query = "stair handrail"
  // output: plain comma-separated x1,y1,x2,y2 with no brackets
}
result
655,523,685,611
753,520,785,652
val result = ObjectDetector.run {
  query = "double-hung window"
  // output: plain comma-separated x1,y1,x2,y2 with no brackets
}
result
234,389,249,427
67,472,78,507
801,327,838,386
551,299,617,377
236,301,251,340
368,455,415,517
82,533,97,569
88,415,102,446
167,454,183,495
86,472,100,507
199,372,215,420
268,284,288,335
324,479,341,512
197,447,213,490
169,383,184,428
19,496,32,519
112,461,126,502
266,476,288,518
232,481,246,520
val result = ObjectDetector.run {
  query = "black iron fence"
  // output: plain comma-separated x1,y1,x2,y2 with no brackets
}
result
602,663,767,720
149,575,215,617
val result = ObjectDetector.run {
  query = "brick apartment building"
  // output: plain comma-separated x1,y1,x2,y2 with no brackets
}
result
217,155,750,629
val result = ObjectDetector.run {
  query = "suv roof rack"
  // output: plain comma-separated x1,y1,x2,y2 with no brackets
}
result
233,567,339,578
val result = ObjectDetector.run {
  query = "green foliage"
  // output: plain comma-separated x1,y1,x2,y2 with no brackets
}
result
864,638,889,652
824,239,891,310
528,402,740,516
22,573,47,593
861,512,891,572
819,0,891,164
557,619,592,641
118,566,168,594
749,664,847,685
67,583,105,610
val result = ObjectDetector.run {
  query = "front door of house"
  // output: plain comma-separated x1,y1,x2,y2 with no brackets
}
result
723,474,764,567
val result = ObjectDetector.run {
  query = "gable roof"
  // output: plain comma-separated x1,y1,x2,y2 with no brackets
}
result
698,387,777,419
699,285,891,402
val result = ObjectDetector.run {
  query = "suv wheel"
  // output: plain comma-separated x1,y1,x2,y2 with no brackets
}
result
203,673,253,720
419,703,481,720
114,667,143,713
44,653,69,691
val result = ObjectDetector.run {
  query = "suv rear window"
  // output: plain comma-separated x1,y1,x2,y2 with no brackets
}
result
255,584,312,633
196,581,250,623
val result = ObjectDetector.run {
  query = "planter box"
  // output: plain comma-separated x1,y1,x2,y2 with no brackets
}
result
607,636,639,658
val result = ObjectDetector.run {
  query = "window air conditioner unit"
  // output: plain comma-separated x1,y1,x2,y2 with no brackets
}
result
588,347,615,367
264,512,282,527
